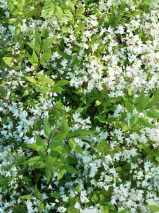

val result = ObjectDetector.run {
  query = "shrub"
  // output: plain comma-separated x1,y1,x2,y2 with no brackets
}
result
1,0,159,212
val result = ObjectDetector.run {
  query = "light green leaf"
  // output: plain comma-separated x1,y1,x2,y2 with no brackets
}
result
38,202,45,212
40,52,52,64
125,100,134,113
61,114,69,134
46,155,53,172
55,6,63,21
46,168,51,184
146,100,158,109
130,115,138,126
52,161,64,167
136,90,149,111
122,124,129,132
44,119,51,138
35,28,41,45
118,209,128,213
28,156,44,165
34,184,42,200
26,42,40,54
53,86,64,92
2,57,14,68
56,80,69,86
57,169,65,180
25,76,36,84
19,194,35,199
127,10,143,17
130,124,142,132
147,205,159,212
36,135,46,148
42,36,55,50
64,165,79,174
25,9,37,18
76,6,85,18
52,132,66,142
69,139,83,154
37,73,55,85
138,117,155,128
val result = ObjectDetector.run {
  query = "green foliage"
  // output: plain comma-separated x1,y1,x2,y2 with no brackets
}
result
1,0,159,212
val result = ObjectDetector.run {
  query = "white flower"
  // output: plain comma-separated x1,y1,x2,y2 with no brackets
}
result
74,202,81,209
57,206,67,212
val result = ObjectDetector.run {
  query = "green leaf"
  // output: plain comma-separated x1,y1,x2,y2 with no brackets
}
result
19,194,35,199
26,42,40,54
147,109,159,119
55,6,63,21
52,161,64,167
45,155,54,172
136,90,149,111
61,114,69,134
26,143,45,157
138,117,155,128
37,73,55,85
38,203,45,212
53,86,64,92
42,36,55,50
127,10,143,17
64,165,79,174
56,80,69,86
25,76,36,84
40,52,52,64
11,205,27,213
118,209,128,213
36,135,46,148
153,88,159,101
28,156,44,165
27,50,38,69
44,119,51,138
57,169,65,180
146,100,158,109
147,205,159,212
130,115,138,126
2,57,14,67
35,28,41,45
46,168,51,184
68,139,83,154
34,184,42,200
125,100,134,113
25,9,37,18
130,124,142,132
76,6,85,18
49,133,66,148
122,123,129,132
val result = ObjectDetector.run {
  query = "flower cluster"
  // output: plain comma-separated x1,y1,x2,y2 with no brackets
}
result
1,0,159,212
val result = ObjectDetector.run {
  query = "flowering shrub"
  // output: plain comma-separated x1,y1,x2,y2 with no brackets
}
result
1,0,159,212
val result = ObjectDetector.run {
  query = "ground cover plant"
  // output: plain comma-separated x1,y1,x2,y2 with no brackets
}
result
1,0,159,212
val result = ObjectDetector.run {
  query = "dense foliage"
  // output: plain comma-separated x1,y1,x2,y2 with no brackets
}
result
1,0,159,212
